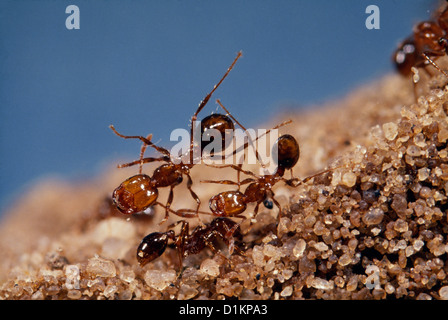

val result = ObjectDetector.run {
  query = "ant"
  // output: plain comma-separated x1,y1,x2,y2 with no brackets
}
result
393,5,448,96
202,134,304,220
110,52,261,223
136,217,245,268
177,134,338,222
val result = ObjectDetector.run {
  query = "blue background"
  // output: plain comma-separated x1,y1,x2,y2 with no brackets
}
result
0,0,438,216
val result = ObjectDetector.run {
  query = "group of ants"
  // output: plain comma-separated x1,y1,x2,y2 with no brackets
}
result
109,51,332,269
107,4,448,270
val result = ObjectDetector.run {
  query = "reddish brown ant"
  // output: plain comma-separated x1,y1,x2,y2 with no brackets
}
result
201,134,304,220
136,217,245,267
110,52,286,224
393,5,448,95
110,52,253,223
175,134,338,222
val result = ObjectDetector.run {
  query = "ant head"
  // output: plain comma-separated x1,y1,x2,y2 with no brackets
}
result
112,174,158,215
393,36,417,76
272,134,300,171
137,231,175,266
200,114,235,155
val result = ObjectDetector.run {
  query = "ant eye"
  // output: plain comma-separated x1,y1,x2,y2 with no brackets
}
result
263,199,274,209
137,232,170,266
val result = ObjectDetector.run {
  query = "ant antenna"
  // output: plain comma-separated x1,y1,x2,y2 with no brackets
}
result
216,99,267,168
421,52,448,79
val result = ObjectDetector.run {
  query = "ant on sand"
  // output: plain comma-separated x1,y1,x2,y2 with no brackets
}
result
176,134,339,223
136,217,245,268
110,52,263,224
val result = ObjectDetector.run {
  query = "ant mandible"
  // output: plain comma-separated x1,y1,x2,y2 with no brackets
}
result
393,5,448,95
136,217,245,268
110,52,254,224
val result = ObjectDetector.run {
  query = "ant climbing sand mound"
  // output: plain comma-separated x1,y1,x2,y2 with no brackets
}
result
200,134,340,222
109,53,344,269
136,217,245,268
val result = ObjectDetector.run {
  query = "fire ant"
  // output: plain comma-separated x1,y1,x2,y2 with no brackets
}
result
201,134,304,220
110,52,258,223
393,5,448,95
176,134,338,222
136,217,245,268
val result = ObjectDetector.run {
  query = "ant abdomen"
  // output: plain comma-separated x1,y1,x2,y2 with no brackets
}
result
393,37,418,77
112,174,158,215
200,114,235,154
137,231,175,266
272,134,300,171
209,191,247,217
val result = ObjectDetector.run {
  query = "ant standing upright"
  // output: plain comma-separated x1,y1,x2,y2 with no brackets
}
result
110,51,266,224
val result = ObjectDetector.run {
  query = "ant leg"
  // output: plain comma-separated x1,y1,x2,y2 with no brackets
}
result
174,220,189,270
117,155,170,169
289,168,296,181
216,99,266,168
233,154,245,190
220,222,243,255
200,178,254,189
271,196,282,220
166,219,186,231
284,165,345,187
155,200,209,220
155,201,215,219
421,52,448,79
204,163,258,178
252,202,261,222
109,125,171,157
159,186,175,225
231,119,293,157
216,99,248,131
189,52,243,163
186,173,203,225
201,179,240,185
202,232,229,264
172,208,214,219
138,134,152,174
